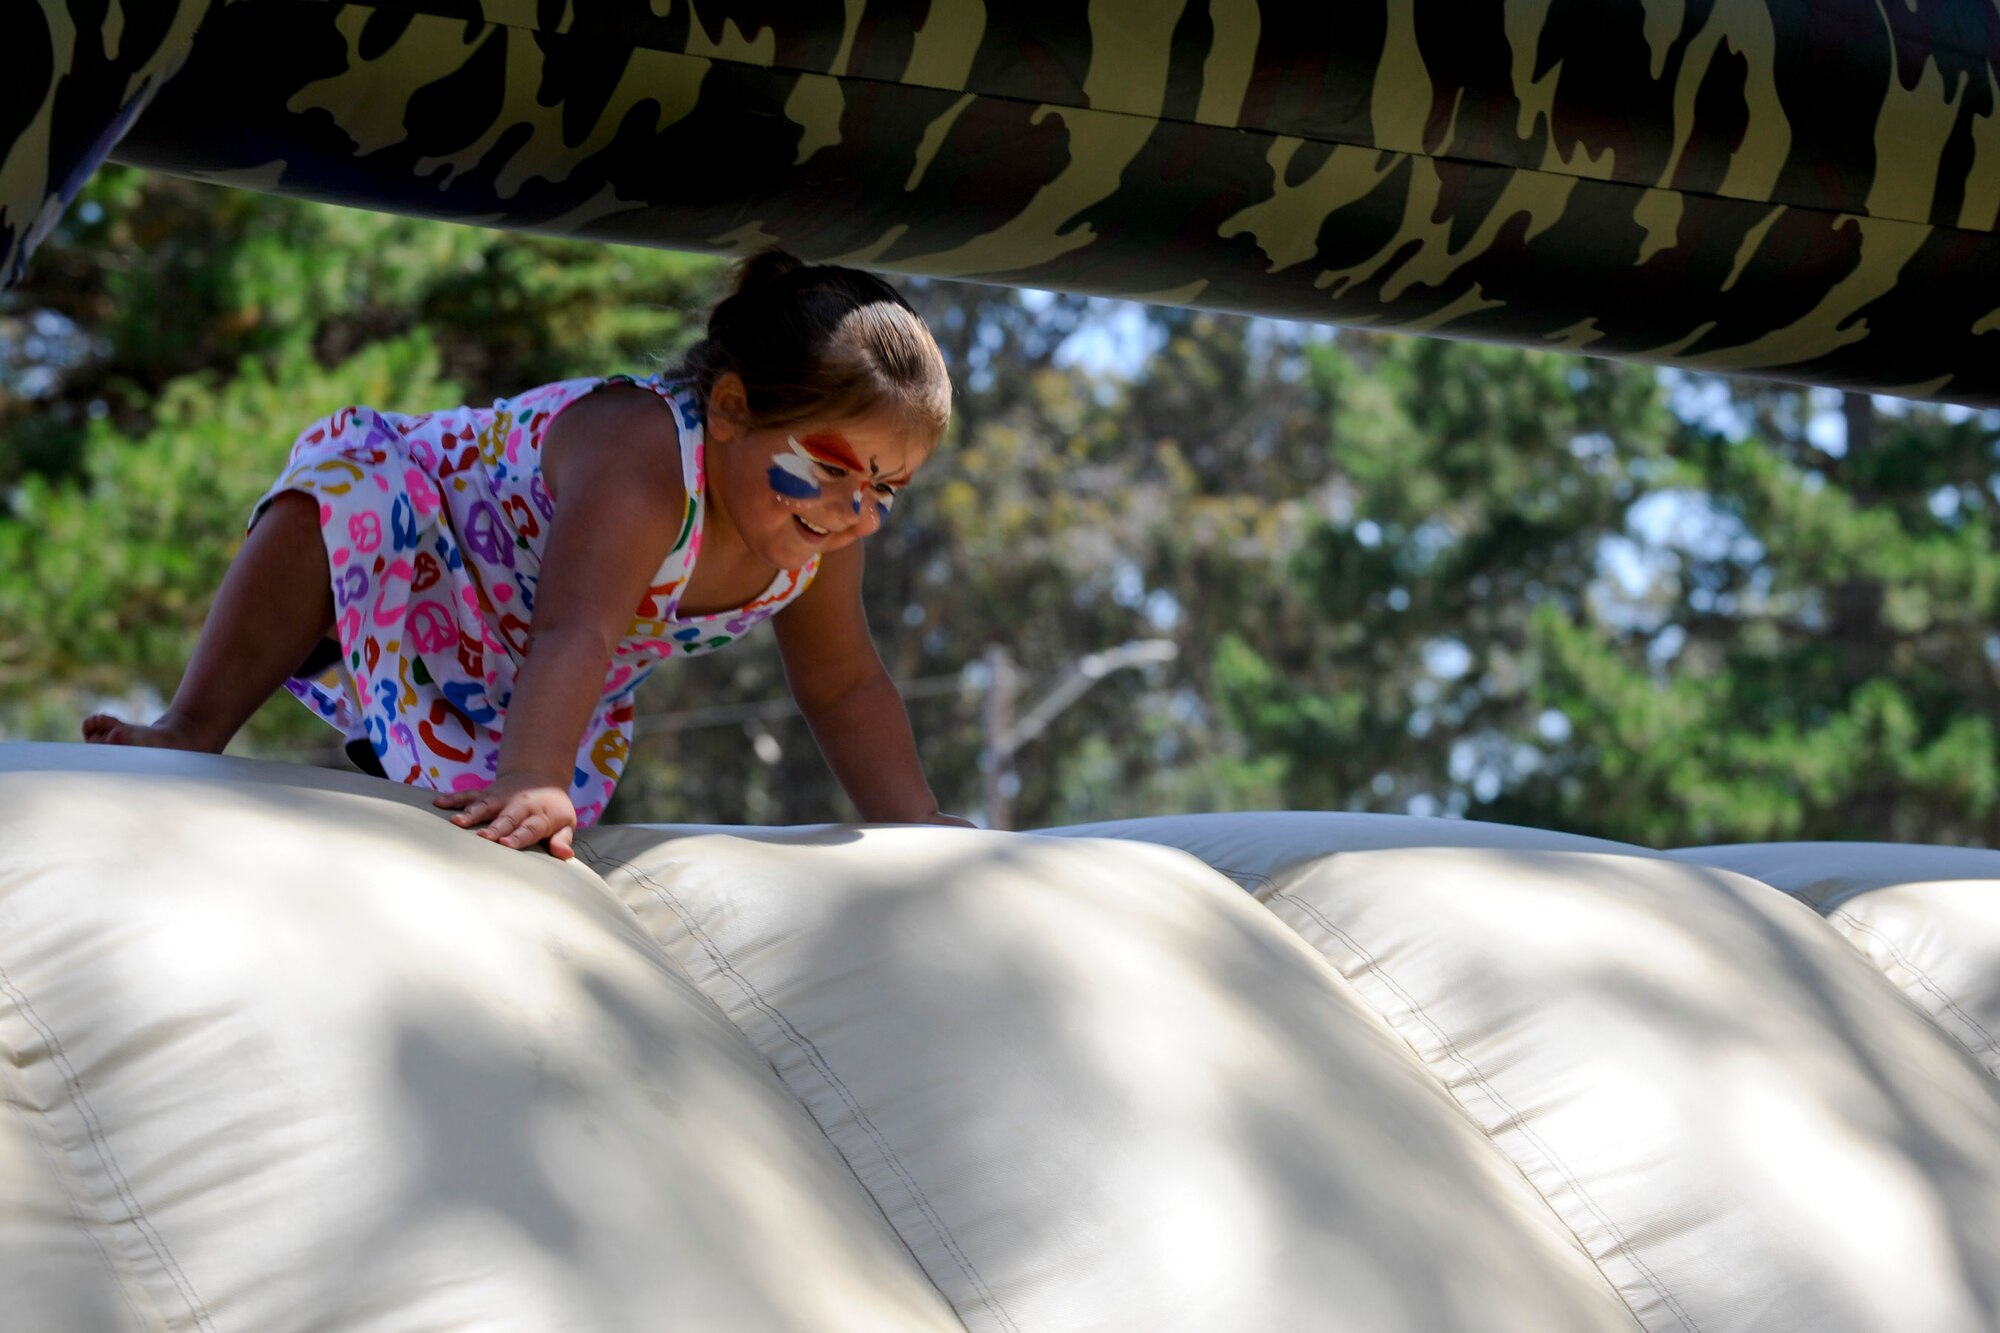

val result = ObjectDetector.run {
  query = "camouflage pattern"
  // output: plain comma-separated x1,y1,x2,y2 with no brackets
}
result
10,1,2000,404
0,0,213,287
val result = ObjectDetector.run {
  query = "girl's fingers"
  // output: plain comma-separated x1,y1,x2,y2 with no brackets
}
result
435,790,493,815
439,790,574,855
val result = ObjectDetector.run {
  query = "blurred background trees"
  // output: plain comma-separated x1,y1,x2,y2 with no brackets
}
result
6,166,1998,846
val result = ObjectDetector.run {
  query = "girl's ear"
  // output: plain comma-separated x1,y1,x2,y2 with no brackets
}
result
707,372,749,442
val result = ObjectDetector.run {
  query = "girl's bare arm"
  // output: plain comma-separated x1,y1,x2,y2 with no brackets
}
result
774,542,968,825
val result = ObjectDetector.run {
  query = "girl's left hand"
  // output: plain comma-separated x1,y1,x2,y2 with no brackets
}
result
435,773,579,860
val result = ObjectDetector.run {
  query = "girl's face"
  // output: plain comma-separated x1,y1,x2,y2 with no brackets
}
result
707,378,933,568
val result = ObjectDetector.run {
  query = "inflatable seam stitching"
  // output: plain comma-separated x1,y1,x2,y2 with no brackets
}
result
603,855,1014,1333
1271,888,1700,1333
0,1057,159,1332
1207,864,1275,896
1828,907,2000,1068
0,959,214,1331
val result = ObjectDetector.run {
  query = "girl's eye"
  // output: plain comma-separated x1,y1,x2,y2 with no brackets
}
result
872,483,898,497
813,462,849,480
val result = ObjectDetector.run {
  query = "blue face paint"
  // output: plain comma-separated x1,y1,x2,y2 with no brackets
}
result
769,437,830,502
851,492,863,515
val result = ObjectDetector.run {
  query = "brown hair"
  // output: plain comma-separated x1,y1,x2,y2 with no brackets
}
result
677,249,952,443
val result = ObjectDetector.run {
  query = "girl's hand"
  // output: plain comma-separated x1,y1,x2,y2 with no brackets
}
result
434,773,579,860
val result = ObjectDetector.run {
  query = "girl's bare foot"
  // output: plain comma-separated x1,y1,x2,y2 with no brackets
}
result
81,712,222,753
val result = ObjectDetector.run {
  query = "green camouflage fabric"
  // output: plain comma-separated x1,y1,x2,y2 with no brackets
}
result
10,1,2000,405
0,0,213,287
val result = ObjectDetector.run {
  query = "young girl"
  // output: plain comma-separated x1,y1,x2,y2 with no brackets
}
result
83,249,971,857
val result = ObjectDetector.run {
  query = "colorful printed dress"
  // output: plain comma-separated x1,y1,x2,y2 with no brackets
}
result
254,374,817,827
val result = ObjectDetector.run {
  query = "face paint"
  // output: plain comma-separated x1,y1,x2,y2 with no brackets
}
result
771,428,911,527
767,437,823,503
796,431,865,472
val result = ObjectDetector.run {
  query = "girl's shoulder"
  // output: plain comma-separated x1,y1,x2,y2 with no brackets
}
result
608,372,703,433
537,375,691,504
493,375,603,410
473,374,684,439
505,373,699,431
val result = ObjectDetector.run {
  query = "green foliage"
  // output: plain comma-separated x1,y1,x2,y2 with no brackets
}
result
1496,388,2000,847
1518,606,1999,845
1177,331,2000,848
1199,333,1682,819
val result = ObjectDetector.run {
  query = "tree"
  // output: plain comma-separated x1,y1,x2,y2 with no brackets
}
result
1176,332,1680,824
1505,384,2000,846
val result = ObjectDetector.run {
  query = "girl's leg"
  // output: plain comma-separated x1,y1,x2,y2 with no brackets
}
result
83,490,335,752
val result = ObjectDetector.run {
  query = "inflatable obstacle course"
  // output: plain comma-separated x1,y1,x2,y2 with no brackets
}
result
8,0,2000,403
5,742,2000,1332
9,6,2000,1326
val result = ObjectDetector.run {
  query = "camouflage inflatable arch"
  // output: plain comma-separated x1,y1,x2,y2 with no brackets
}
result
8,0,2000,405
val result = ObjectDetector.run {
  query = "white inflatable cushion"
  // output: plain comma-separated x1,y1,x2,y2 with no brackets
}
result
1668,842,2000,1079
1045,813,2000,1333
577,822,1639,1333
0,744,960,1333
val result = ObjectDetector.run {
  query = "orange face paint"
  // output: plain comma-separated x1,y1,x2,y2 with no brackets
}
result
795,432,865,472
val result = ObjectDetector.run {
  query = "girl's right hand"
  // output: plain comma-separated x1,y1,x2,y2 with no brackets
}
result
435,773,579,860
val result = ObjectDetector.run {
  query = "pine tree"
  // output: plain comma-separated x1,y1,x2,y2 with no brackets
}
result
1506,384,2000,846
